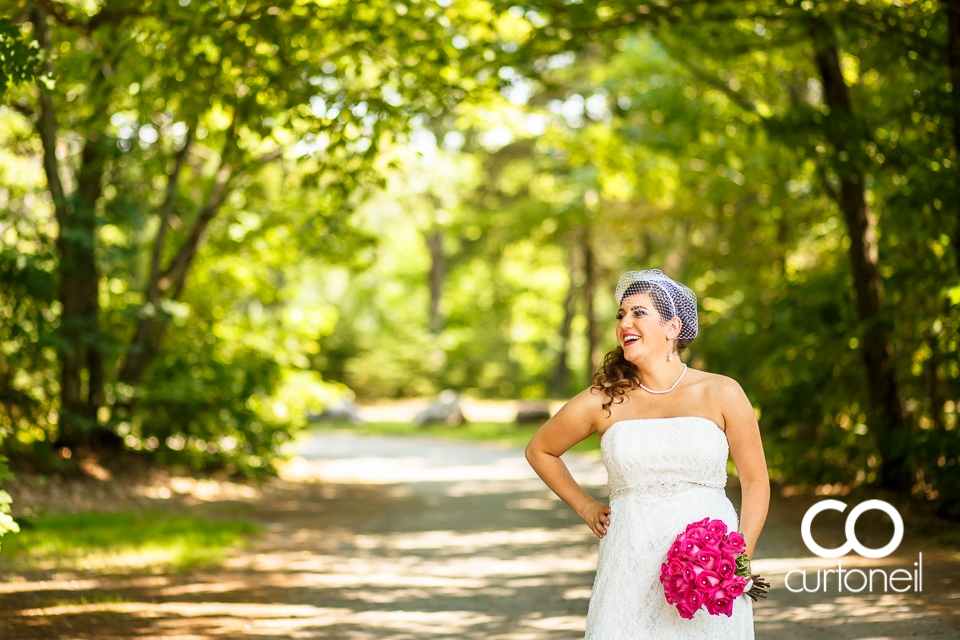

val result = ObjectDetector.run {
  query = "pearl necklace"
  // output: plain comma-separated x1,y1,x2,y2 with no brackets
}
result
639,363,688,395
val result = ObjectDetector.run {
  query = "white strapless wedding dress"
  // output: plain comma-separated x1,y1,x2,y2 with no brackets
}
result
585,416,754,639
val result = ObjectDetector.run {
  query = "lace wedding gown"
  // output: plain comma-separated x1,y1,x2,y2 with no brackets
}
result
585,416,754,639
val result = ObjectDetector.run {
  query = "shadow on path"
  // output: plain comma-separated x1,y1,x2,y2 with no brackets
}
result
1,430,959,639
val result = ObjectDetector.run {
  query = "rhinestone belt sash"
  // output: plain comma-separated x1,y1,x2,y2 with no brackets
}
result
608,478,725,498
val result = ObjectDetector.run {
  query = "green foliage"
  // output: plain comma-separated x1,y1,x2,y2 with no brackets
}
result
0,510,257,571
0,0,509,474
2,0,960,514
0,456,18,549
313,1,960,508
0,18,40,99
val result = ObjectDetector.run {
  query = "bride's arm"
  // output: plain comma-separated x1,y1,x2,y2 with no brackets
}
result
721,378,771,560
525,389,610,538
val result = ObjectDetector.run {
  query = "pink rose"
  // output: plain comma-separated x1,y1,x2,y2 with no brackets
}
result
680,537,702,558
681,587,703,612
725,577,747,598
671,580,693,604
663,575,690,605
685,528,705,545
667,559,685,576
675,601,698,620
717,558,735,578
695,569,721,591
706,519,729,536
705,590,734,617
696,547,722,572
685,517,710,533
725,531,746,551
670,575,687,593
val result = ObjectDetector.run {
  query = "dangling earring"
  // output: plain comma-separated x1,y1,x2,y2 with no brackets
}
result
668,348,674,362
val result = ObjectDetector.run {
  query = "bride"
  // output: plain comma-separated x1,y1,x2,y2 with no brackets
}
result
525,269,769,639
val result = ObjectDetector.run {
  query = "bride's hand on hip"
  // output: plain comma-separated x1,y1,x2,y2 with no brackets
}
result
579,500,612,538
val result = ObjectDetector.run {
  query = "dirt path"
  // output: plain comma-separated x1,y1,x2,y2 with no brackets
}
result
2,431,960,639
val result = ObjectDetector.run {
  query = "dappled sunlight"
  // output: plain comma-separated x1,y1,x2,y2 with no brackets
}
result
155,581,252,597
5,433,960,639
283,455,538,484
4,0,960,636
507,497,563,510
0,577,103,594
17,602,345,619
756,593,932,623
3,446,600,638
356,399,566,423
563,587,593,600
351,526,590,552
752,554,904,577
230,545,595,589
520,615,586,631
444,478,577,496
281,431,606,490
19,604,499,640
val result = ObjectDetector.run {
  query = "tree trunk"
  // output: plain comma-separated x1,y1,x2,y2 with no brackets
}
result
551,243,577,396
945,0,960,270
55,142,107,447
425,229,445,334
582,224,599,382
31,5,108,446
75,139,106,404
811,19,911,491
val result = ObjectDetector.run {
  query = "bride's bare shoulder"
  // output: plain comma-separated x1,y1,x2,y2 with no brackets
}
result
545,385,608,427
564,385,609,413
686,367,738,385
685,367,747,402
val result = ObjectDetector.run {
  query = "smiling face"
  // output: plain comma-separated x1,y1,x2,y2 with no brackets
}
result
616,291,683,360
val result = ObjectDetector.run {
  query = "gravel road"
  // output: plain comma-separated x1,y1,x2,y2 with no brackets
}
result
282,430,960,640
3,429,959,639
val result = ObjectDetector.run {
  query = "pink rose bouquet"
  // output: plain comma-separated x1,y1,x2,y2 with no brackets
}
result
659,517,769,620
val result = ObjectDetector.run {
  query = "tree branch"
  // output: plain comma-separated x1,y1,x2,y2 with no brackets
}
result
146,128,194,304
30,0,149,32
87,8,149,30
659,41,762,115
158,161,235,300
9,102,35,119
255,145,285,165
159,143,284,299
30,0,89,31
28,4,68,219
813,156,840,204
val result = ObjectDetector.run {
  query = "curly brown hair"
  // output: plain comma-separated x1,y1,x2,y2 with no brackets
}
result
591,346,641,416
591,341,693,416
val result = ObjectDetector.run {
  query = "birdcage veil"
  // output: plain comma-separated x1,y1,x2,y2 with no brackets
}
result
615,269,699,341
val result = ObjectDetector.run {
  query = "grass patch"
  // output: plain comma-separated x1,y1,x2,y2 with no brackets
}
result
0,510,259,572
53,592,129,607
310,420,601,454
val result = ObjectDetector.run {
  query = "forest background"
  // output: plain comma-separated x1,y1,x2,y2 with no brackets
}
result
2,0,960,549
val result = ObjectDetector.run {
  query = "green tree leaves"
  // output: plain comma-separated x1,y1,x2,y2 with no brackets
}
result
0,18,41,99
